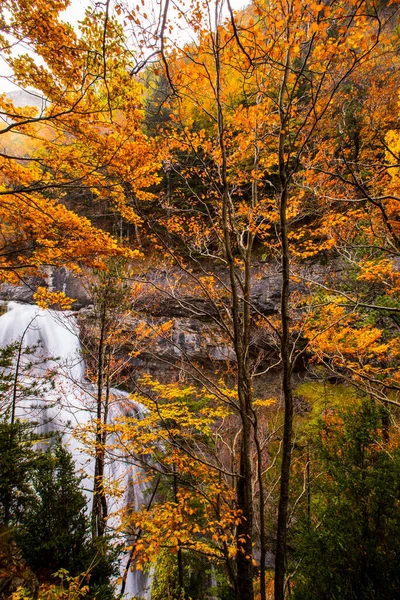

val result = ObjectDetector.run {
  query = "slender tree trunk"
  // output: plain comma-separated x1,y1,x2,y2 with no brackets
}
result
274,182,294,600
220,121,254,600
235,260,255,600
236,407,254,600
11,338,23,427
275,49,294,600
250,119,267,600
173,466,184,596
213,4,254,596
92,301,108,538
252,411,267,600
307,442,311,521
120,477,160,598
5,324,31,525
10,319,33,429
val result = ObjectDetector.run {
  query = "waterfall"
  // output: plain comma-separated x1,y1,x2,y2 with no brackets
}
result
0,302,151,599
0,302,88,448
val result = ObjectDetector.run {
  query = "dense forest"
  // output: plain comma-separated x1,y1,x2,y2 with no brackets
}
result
1,0,400,598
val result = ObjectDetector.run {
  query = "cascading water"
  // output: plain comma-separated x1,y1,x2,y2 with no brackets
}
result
0,301,151,599
0,302,88,458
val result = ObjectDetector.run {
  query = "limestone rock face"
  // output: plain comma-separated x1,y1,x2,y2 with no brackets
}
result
0,276,45,305
130,266,286,319
0,262,310,316
126,315,238,376
0,261,322,375
0,268,91,309
0,527,39,599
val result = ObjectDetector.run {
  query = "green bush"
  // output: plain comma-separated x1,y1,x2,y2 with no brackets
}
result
291,401,400,600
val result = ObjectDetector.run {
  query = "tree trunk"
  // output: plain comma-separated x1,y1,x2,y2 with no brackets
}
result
275,49,294,600
173,466,184,596
236,412,254,600
214,3,255,595
92,301,108,538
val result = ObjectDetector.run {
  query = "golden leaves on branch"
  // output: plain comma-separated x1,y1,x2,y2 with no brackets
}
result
101,376,238,567
0,0,162,284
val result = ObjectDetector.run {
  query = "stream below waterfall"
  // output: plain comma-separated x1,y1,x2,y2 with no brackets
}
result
0,301,150,599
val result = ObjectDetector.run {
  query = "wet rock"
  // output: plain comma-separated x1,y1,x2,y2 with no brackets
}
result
0,268,91,309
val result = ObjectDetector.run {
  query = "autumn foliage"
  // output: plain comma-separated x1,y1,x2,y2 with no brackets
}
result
1,0,400,598
0,1,161,287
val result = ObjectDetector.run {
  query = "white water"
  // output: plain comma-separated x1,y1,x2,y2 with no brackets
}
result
0,302,151,599
0,302,88,455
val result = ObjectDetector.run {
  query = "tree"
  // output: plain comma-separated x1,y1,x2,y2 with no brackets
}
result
17,436,89,578
15,436,118,599
79,259,136,539
110,376,239,599
298,33,400,415
291,399,400,600
0,1,160,289
116,1,390,597
0,418,36,526
0,339,56,525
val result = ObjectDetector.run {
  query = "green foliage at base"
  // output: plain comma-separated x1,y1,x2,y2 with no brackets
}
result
151,551,184,600
16,438,88,578
0,425,118,600
151,549,234,600
291,400,400,600
0,421,37,525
